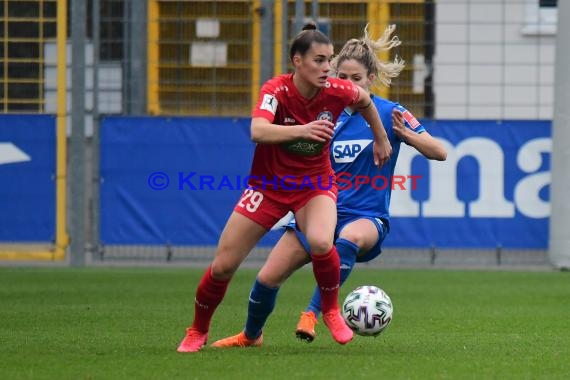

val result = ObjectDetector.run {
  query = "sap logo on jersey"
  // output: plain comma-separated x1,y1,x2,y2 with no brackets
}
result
332,139,372,163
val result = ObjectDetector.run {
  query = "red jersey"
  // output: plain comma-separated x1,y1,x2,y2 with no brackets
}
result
250,73,359,190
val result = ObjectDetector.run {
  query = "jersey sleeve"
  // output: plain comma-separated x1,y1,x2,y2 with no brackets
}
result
252,80,279,122
394,104,426,134
345,81,360,106
329,78,360,107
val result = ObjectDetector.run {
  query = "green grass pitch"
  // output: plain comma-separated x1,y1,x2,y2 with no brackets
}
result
0,267,568,379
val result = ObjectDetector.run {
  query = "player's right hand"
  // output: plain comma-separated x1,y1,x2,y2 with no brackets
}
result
299,120,335,142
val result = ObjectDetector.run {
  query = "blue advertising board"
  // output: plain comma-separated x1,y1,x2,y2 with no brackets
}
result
100,116,285,246
0,115,56,242
387,120,550,248
100,117,551,248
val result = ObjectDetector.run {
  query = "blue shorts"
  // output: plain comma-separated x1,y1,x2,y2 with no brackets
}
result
287,215,389,263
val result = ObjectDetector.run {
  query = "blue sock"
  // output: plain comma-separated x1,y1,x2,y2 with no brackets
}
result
244,278,279,339
306,238,358,317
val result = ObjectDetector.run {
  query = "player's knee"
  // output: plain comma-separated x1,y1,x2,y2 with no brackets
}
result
339,230,366,249
257,272,284,288
210,259,237,280
308,237,333,255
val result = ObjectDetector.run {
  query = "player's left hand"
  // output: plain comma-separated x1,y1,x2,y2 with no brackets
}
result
373,137,392,168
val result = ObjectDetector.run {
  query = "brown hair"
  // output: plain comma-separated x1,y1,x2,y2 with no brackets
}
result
289,22,331,62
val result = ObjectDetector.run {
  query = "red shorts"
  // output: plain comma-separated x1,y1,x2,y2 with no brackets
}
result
234,186,338,230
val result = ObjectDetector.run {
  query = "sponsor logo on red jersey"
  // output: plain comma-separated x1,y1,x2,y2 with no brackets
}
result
260,94,278,114
317,110,333,122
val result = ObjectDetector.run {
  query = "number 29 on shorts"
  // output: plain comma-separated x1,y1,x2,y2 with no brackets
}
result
237,188,264,212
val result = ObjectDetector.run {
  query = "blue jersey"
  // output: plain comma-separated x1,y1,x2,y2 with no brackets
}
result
330,95,425,229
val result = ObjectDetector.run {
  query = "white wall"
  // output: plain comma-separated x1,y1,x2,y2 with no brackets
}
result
434,0,556,119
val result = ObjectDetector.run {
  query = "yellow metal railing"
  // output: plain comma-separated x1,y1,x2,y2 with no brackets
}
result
368,0,390,100
147,0,255,116
277,0,424,113
0,1,58,113
54,0,69,260
274,0,284,76
3,0,8,113
146,0,427,117
251,0,261,111
0,0,68,260
147,0,160,115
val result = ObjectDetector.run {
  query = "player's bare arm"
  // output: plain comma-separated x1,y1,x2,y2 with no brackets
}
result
392,109,447,161
251,117,334,144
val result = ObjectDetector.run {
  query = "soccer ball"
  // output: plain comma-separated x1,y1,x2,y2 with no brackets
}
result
342,285,393,336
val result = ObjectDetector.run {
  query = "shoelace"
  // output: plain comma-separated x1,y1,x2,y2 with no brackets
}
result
185,329,206,340
323,311,345,325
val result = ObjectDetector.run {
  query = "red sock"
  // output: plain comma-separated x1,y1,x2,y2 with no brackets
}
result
191,265,230,333
311,246,341,313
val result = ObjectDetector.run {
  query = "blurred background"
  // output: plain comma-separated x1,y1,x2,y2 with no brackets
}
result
0,0,566,268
